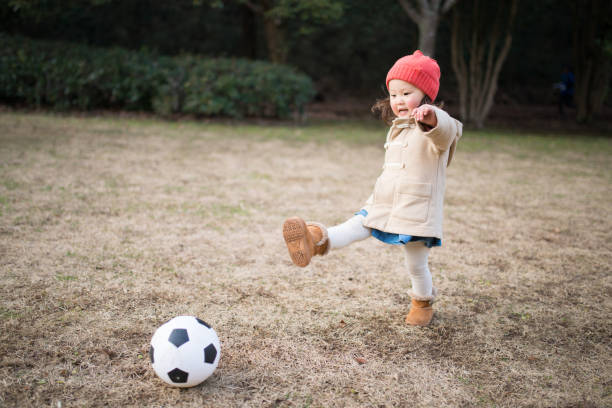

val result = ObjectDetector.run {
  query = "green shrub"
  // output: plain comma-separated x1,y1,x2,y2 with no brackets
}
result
0,34,315,118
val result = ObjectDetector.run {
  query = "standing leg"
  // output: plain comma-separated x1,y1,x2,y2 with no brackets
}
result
403,242,436,326
403,242,432,296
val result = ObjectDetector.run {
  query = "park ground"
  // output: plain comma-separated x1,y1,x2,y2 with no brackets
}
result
0,111,611,407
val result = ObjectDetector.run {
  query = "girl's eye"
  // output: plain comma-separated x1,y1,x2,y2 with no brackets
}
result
404,92,411,96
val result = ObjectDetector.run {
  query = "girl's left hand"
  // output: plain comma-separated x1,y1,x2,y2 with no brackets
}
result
412,104,437,128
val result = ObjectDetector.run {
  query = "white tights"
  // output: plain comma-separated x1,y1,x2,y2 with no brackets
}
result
328,214,371,249
402,242,433,297
327,214,433,298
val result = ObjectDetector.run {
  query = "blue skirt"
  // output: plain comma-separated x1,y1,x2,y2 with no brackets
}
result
356,209,441,248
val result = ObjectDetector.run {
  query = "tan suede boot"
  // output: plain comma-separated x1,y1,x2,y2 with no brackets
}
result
282,217,329,267
405,288,437,326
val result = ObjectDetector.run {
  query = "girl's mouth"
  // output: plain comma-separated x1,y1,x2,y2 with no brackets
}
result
398,108,410,116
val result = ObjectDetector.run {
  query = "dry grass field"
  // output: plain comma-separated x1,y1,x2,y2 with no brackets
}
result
0,112,611,407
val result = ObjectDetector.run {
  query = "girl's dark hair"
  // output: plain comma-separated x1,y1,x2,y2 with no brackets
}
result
371,95,437,126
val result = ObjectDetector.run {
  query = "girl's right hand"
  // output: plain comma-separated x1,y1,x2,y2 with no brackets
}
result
412,104,437,128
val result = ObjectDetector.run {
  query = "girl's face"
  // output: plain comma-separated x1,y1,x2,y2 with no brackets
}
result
388,79,426,118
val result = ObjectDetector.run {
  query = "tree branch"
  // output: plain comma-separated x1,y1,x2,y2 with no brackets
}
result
480,3,501,111
242,0,263,14
397,0,422,22
441,0,459,14
468,1,480,119
480,0,517,123
480,33,512,122
451,8,467,120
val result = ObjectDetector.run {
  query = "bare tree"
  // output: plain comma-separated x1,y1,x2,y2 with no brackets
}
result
242,0,287,63
573,0,612,124
450,0,517,128
240,0,342,64
397,0,459,57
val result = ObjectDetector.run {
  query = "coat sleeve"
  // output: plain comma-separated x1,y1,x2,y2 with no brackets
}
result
416,107,461,153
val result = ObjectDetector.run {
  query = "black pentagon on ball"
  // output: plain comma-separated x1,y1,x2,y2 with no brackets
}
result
149,345,154,363
204,343,217,364
168,328,189,347
167,368,189,383
196,318,211,328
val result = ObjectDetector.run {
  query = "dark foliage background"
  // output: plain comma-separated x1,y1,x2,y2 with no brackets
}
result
0,0,607,115
0,34,315,117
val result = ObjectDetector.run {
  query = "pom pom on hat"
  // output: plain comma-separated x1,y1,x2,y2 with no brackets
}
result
386,50,440,101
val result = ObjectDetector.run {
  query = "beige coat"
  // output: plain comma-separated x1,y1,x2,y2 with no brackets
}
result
362,107,462,239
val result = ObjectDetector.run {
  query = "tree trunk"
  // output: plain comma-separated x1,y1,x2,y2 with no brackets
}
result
574,58,592,123
573,0,612,123
262,14,287,63
241,4,257,59
591,60,611,115
397,0,458,58
475,30,513,127
417,13,439,57
244,0,288,64
450,9,468,120
450,0,517,128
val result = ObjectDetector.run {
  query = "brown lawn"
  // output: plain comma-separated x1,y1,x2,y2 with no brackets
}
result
0,112,611,407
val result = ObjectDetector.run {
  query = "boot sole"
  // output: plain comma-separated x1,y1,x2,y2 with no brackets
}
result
282,217,312,267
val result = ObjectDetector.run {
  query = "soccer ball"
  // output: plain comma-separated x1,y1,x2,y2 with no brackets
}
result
149,316,221,387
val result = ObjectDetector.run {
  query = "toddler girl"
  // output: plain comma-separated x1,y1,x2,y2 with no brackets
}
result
282,50,462,326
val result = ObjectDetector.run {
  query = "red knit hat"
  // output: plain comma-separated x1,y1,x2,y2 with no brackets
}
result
386,50,440,101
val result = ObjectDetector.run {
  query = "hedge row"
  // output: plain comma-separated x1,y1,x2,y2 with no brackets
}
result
0,34,315,118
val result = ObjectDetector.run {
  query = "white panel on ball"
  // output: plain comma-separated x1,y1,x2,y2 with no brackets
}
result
150,316,221,388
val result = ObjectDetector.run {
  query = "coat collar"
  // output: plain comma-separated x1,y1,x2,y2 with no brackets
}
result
389,116,416,140
391,116,416,128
